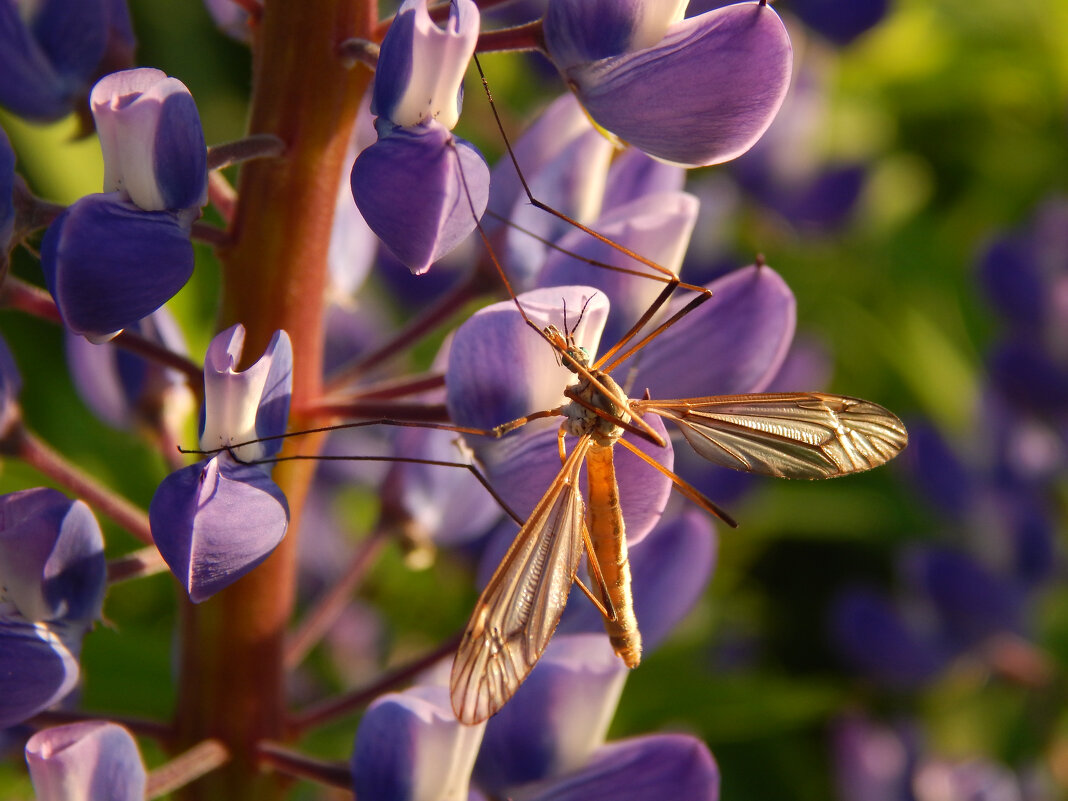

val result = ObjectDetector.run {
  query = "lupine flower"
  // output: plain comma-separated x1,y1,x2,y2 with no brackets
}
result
202,0,256,43
472,634,720,800
446,270,796,538
0,488,106,727
41,68,207,342
351,684,487,801
0,0,136,122
351,0,489,275
25,720,146,801
149,324,292,603
542,0,793,167
65,307,194,436
831,713,1048,801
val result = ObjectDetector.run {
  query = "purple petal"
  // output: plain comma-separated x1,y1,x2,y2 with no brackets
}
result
352,685,485,801
90,68,207,211
1,126,14,251
372,0,480,130
903,547,1023,648
900,421,975,518
352,123,488,274
544,0,687,70
536,191,700,349
328,105,378,299
149,455,289,603
829,587,945,686
0,0,107,121
39,193,194,341
0,488,105,625
475,634,626,796
625,264,795,399
561,3,792,167
601,147,686,213
26,720,146,801
790,0,890,46
560,509,716,651
380,425,505,547
0,620,81,728
526,734,720,801
446,287,609,431
200,325,292,461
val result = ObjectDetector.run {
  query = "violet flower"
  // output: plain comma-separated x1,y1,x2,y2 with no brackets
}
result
351,0,489,275
65,307,194,435
149,324,291,603
0,488,106,727
543,0,793,167
41,68,207,342
351,684,487,801
25,720,146,801
0,0,135,122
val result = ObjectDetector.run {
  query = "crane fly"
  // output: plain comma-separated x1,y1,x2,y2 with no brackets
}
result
446,284,908,725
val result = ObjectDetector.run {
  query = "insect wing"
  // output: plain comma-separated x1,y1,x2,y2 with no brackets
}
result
450,438,591,724
636,392,908,479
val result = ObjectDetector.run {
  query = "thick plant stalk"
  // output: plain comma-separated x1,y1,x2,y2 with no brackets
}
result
174,1,376,798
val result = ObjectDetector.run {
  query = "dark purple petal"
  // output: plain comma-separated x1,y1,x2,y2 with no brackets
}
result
560,509,716,651
352,685,484,801
26,720,146,801
526,734,720,801
988,340,1068,416
475,634,626,796
0,619,80,728
903,547,1023,648
40,193,194,341
790,0,890,46
1004,494,1056,586
0,125,14,252
829,587,945,686
561,3,792,167
900,421,975,518
978,234,1044,333
253,330,293,451
31,0,109,86
149,455,289,603
625,264,796,399
0,0,75,120
352,123,489,274
544,0,679,69
0,488,105,625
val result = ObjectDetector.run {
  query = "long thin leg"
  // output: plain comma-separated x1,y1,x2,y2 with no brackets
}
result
615,436,739,528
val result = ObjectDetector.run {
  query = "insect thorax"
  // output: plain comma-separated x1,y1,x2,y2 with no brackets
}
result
563,370,631,446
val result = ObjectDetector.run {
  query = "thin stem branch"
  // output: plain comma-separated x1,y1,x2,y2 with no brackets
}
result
207,134,286,171
256,742,352,790
10,426,154,545
146,740,232,799
289,634,461,734
191,221,232,247
297,400,452,423
285,527,389,669
323,269,488,391
476,20,545,53
0,275,62,324
107,546,168,584
207,171,238,225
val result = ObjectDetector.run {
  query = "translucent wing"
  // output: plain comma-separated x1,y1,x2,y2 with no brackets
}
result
450,436,591,724
635,392,908,479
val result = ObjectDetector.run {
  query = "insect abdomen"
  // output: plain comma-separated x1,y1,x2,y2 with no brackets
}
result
585,443,642,668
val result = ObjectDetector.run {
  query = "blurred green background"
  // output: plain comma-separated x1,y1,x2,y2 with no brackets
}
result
1,0,1067,798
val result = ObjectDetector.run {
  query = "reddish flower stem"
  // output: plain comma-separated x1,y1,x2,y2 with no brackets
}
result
10,426,154,545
